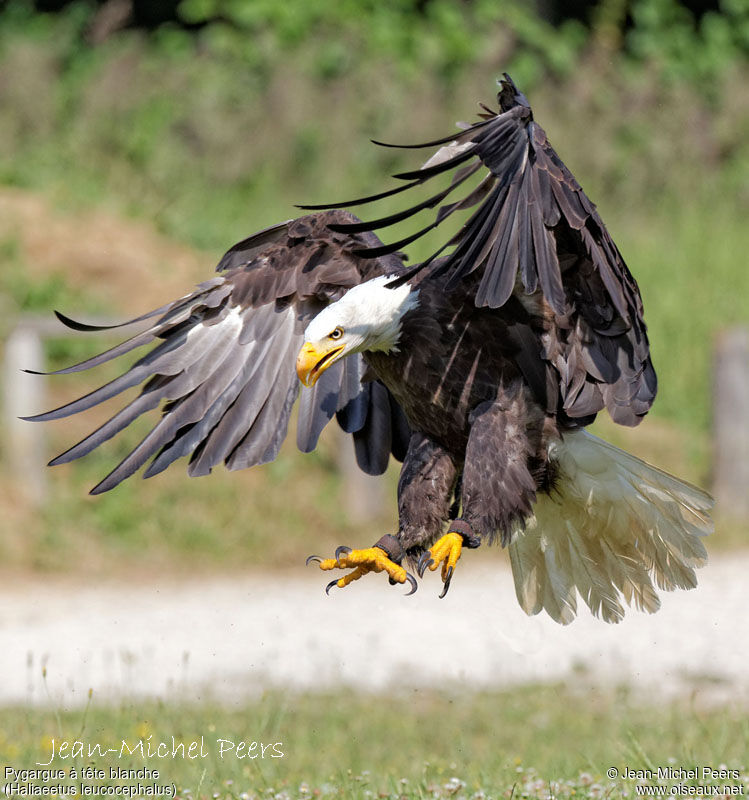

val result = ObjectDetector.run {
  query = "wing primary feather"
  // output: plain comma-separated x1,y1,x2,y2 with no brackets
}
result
389,146,477,181
516,169,535,294
296,359,344,453
476,216,520,308
23,331,191,421
336,376,370,433
23,328,158,378
389,391,411,462
352,218,445,258
53,304,173,332
226,332,300,470
299,136,478,212
144,336,275,477
368,119,492,150
188,309,296,475
51,377,170,468
435,171,495,224
352,380,393,475
296,179,423,210
90,346,245,493
531,211,565,314
325,162,481,234
31,282,231,377
143,330,284,478
384,175,502,267
440,182,508,286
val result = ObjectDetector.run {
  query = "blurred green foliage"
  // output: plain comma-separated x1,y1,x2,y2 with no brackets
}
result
176,0,589,84
628,0,749,83
0,0,745,237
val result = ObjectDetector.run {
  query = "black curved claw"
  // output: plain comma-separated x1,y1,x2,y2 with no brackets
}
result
417,551,434,578
335,545,352,561
306,555,322,566
438,566,454,599
404,572,418,596
325,578,340,595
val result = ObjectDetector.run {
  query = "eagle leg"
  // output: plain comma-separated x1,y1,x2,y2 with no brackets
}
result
306,538,417,595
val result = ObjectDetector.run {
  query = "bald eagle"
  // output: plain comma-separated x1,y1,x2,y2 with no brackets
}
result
28,75,712,624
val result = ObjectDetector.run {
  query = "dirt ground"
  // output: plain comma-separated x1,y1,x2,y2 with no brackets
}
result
0,186,211,318
1,553,746,709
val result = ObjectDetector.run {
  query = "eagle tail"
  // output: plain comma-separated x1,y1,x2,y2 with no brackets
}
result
508,430,713,625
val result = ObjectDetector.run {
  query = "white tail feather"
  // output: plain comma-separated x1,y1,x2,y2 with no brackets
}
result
508,430,713,625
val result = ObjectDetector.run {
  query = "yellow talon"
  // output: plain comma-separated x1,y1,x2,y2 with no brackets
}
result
418,531,464,597
429,531,464,579
308,546,418,594
319,547,407,582
333,566,368,589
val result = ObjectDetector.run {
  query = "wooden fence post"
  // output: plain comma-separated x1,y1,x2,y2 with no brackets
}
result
335,426,388,523
3,321,47,507
713,327,749,519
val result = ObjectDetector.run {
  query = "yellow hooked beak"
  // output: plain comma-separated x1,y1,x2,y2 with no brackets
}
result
296,342,345,387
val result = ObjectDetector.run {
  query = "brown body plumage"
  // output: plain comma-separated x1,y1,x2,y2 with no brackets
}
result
366,270,556,553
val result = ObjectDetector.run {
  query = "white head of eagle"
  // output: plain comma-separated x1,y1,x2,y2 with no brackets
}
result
296,275,419,387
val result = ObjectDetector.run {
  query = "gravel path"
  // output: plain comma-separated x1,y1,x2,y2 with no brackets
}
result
1,553,747,708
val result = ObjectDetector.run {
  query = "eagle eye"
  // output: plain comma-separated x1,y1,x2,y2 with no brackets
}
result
329,326,344,340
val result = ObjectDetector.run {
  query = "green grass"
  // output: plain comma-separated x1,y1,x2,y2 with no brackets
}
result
1,685,747,798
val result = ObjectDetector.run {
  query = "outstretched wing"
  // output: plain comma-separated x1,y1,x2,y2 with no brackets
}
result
25,211,410,493
306,75,655,426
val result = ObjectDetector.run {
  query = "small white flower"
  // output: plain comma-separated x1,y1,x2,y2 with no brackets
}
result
444,776,467,796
